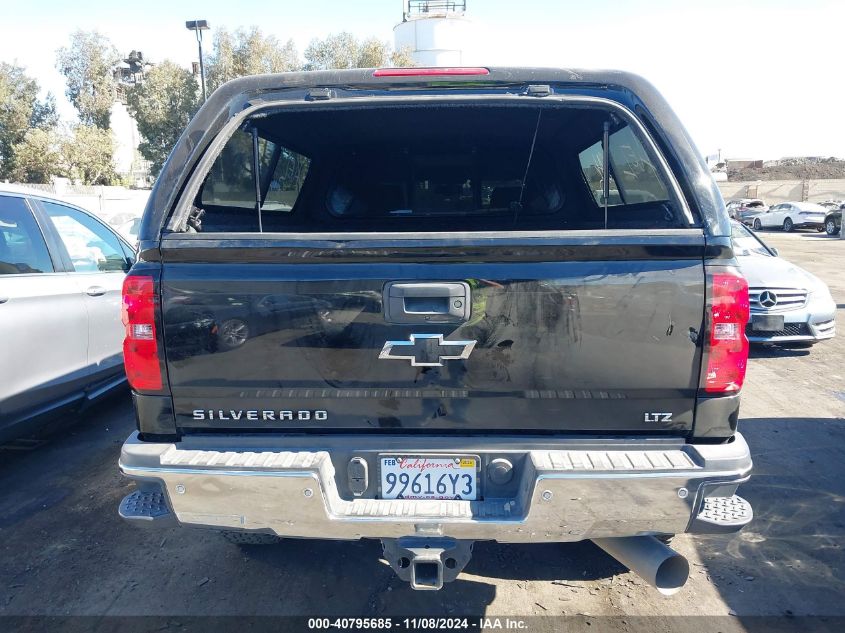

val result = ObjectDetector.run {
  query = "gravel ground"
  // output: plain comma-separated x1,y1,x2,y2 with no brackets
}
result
0,230,843,624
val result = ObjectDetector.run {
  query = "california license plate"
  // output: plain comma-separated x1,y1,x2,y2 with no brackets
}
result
379,456,478,500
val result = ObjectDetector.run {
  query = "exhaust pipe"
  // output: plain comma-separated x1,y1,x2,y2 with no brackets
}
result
592,536,690,596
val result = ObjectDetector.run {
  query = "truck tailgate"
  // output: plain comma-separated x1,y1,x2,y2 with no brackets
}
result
161,232,705,434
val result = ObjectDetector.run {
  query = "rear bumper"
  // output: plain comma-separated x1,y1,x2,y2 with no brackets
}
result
119,432,753,541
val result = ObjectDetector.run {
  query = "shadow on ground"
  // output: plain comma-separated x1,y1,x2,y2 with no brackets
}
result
693,416,845,617
234,538,624,614
749,345,811,359
799,233,841,239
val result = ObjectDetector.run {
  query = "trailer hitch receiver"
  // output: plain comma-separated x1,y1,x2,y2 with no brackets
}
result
382,537,473,590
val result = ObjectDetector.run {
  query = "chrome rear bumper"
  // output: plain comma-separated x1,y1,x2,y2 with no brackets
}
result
119,432,752,541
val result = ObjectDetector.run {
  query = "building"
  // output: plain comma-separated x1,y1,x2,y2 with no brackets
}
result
111,51,153,187
393,0,473,66
726,158,764,171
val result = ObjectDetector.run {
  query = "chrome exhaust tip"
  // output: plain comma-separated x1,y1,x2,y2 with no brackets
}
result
593,536,690,595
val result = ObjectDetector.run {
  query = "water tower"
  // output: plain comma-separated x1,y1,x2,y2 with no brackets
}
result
394,1,473,67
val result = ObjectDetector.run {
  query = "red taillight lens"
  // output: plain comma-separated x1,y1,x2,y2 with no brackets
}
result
372,67,490,77
704,272,750,393
122,275,163,391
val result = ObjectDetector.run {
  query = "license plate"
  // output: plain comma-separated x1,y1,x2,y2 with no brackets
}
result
379,456,478,500
752,314,785,331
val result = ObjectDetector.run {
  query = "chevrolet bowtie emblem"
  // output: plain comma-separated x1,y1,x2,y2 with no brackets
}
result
379,334,477,367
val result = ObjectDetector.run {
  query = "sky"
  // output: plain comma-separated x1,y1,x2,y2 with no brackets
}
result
1,0,842,160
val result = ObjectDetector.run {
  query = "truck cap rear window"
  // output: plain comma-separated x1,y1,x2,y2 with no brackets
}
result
183,103,691,234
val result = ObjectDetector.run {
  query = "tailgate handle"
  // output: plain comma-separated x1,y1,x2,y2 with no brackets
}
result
384,282,470,323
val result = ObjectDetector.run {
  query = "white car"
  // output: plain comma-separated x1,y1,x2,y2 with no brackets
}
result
117,217,141,245
732,222,836,345
750,201,827,232
0,186,134,442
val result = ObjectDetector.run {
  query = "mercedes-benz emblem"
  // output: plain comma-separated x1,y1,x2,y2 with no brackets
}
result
759,290,778,308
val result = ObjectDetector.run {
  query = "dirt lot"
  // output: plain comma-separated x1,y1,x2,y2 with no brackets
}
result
1,231,843,625
729,158,845,182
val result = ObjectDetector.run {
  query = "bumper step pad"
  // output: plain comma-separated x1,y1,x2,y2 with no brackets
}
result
119,489,176,526
690,495,753,534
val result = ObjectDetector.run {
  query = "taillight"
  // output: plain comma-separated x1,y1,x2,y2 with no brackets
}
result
121,275,163,391
703,271,750,393
372,67,490,77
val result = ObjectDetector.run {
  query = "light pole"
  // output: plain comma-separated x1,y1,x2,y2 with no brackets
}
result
185,19,210,101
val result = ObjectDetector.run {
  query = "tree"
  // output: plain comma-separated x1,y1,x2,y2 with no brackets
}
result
389,46,416,69
56,30,120,128
205,27,299,92
0,62,58,179
126,60,200,176
304,32,415,70
60,124,118,185
9,128,61,183
30,93,59,130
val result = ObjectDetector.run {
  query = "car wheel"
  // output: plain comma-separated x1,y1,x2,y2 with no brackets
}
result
826,219,840,236
217,318,249,350
752,218,762,230
221,531,281,545
783,218,794,232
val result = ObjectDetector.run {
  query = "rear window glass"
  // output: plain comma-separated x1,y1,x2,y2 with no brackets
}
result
578,125,670,206
326,149,562,219
201,129,310,214
0,195,53,275
188,105,686,234
41,201,128,273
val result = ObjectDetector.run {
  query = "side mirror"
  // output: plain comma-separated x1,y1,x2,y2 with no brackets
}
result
770,247,779,256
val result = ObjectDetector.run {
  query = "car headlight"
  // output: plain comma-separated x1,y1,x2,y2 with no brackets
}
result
810,283,835,304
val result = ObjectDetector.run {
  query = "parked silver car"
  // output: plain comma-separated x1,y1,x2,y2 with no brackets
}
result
726,198,767,225
0,186,134,442
732,221,836,345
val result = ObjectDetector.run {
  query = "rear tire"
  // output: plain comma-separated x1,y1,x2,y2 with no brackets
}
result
783,218,794,232
826,219,840,236
221,531,281,545
752,218,762,230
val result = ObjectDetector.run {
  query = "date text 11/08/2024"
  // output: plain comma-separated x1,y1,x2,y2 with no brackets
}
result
307,617,529,630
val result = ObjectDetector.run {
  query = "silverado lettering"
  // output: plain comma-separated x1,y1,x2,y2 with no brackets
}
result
118,67,754,593
192,410,328,421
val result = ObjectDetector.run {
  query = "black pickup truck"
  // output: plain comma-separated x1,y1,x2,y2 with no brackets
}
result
118,67,753,593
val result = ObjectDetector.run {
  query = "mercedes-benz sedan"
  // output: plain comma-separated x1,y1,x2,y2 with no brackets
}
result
732,221,836,345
